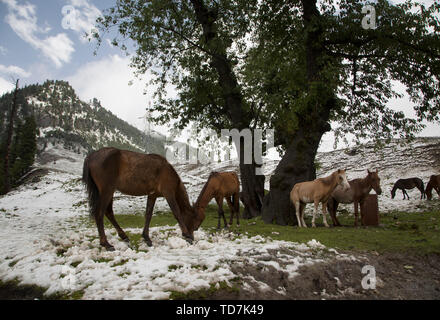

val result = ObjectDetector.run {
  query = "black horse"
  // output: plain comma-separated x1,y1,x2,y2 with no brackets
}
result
391,177,425,200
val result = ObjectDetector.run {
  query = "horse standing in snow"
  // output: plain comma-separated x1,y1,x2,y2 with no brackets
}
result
82,147,204,251
194,171,240,229
391,177,425,200
327,169,382,227
290,169,350,228
426,174,440,200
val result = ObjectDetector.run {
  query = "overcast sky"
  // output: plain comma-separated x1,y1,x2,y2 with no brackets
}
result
0,0,438,154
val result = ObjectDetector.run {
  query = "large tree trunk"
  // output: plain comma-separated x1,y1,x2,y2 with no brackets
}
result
2,79,19,195
236,137,265,218
262,116,330,225
262,0,334,224
190,0,264,218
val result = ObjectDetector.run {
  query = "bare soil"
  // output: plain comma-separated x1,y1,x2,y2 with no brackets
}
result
207,252,440,300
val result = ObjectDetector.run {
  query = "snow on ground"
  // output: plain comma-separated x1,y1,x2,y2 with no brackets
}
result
0,138,439,299
0,170,354,299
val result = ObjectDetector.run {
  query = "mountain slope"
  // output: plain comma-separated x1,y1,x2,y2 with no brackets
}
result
0,80,165,156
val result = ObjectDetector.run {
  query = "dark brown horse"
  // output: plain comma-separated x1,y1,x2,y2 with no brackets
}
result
327,169,382,227
82,147,204,251
194,171,240,229
391,177,425,200
426,174,440,200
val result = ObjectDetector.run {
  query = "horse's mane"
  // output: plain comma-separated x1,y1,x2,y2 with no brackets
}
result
319,171,337,186
195,172,219,207
168,164,194,214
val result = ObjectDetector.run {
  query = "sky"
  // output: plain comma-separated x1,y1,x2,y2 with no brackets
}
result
0,0,439,155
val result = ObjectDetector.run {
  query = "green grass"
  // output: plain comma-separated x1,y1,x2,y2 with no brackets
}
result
82,203,440,255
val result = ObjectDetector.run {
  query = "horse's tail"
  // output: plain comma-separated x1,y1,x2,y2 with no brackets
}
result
82,155,100,218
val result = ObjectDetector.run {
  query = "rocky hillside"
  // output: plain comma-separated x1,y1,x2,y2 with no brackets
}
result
0,80,165,156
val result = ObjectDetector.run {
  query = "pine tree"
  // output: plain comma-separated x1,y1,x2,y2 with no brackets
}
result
10,116,37,187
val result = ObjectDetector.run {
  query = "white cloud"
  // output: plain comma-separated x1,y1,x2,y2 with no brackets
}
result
0,64,31,78
65,0,102,43
0,76,15,95
2,0,75,68
66,54,164,133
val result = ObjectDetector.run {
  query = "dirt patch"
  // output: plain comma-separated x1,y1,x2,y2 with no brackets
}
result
0,280,60,300
2,251,440,300
207,252,440,300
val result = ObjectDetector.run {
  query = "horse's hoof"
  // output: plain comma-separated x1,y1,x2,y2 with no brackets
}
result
122,237,130,243
145,239,153,247
105,245,115,252
183,234,194,244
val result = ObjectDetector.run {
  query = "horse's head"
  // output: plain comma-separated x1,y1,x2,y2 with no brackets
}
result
367,169,382,195
391,188,396,199
336,169,350,191
193,204,205,231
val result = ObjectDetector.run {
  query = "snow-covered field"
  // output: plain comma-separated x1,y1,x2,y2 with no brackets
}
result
0,138,439,299
0,171,356,299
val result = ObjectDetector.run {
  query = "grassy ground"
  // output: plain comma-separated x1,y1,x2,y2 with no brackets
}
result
86,203,440,255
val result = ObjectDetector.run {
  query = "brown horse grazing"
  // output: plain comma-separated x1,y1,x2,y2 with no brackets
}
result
82,147,204,251
391,177,425,200
426,174,440,200
327,169,382,227
194,172,240,229
290,169,350,228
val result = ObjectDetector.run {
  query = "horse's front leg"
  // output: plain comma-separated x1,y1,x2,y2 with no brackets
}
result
403,189,409,200
328,199,341,227
300,203,307,228
142,195,157,247
321,202,330,228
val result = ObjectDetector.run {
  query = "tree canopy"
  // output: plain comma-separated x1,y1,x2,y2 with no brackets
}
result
96,0,439,150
